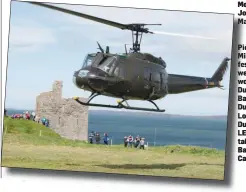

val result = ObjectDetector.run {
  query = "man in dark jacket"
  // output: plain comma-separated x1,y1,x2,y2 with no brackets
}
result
89,131,94,144
95,133,101,144
124,136,128,147
135,136,140,148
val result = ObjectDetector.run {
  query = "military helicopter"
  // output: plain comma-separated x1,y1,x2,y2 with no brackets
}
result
29,2,230,112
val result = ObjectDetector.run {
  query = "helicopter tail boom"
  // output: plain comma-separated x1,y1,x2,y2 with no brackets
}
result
167,57,230,94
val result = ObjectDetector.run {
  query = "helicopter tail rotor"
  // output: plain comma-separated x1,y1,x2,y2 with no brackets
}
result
211,57,230,82
205,57,230,89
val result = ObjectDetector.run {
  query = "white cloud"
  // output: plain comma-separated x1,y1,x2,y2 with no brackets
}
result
8,24,56,52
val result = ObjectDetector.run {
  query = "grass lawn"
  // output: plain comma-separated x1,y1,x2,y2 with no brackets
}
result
1,117,226,180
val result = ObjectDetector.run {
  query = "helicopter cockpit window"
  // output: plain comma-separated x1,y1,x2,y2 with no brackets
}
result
143,53,166,68
159,57,166,68
153,72,160,83
98,57,116,73
144,68,151,81
114,65,125,79
82,54,96,68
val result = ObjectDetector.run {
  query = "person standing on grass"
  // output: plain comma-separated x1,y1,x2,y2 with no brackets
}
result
45,119,49,127
139,138,145,150
26,112,30,120
123,136,128,147
22,112,26,119
31,111,36,121
128,135,133,148
135,136,140,148
35,115,40,123
89,131,94,144
103,133,109,145
95,133,101,144
41,117,46,125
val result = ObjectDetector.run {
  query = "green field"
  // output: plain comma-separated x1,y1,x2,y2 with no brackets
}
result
2,117,225,180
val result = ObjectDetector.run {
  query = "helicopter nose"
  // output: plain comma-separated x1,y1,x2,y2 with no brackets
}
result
73,74,79,88
73,70,89,88
73,71,80,88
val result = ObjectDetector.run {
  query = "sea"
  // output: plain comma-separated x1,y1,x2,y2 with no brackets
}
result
6,109,228,150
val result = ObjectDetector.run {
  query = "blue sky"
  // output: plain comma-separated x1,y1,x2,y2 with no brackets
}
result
5,1,233,115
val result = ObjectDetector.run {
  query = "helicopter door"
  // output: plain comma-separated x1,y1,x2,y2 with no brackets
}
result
160,73,165,89
151,71,161,93
143,67,151,89
114,63,125,79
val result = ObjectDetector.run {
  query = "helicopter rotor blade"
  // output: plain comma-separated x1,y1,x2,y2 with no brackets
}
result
29,2,128,30
152,31,216,40
29,2,160,34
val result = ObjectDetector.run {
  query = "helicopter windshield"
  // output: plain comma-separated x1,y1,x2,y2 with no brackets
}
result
82,53,96,68
98,56,117,73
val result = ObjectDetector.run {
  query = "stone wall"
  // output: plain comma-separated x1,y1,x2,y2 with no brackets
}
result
36,81,89,141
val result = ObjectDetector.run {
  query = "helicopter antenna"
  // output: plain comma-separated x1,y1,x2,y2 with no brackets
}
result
106,46,110,54
97,42,104,53
125,44,128,55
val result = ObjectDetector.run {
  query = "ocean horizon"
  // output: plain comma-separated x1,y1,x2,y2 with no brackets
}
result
5,108,228,150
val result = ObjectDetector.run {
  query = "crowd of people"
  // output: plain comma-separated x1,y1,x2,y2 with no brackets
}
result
9,110,50,127
88,131,110,145
124,135,146,150
88,132,146,149
5,109,147,149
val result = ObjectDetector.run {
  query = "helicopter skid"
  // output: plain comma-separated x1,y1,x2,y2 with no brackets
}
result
72,96,165,112
73,97,124,109
117,101,165,112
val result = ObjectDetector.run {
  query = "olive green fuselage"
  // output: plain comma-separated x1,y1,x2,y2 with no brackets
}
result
73,52,216,101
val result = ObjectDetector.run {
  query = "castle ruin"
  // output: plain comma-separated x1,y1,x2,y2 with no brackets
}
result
35,81,89,141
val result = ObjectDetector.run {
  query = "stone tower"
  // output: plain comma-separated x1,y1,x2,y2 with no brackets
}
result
52,80,63,98
36,81,89,141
